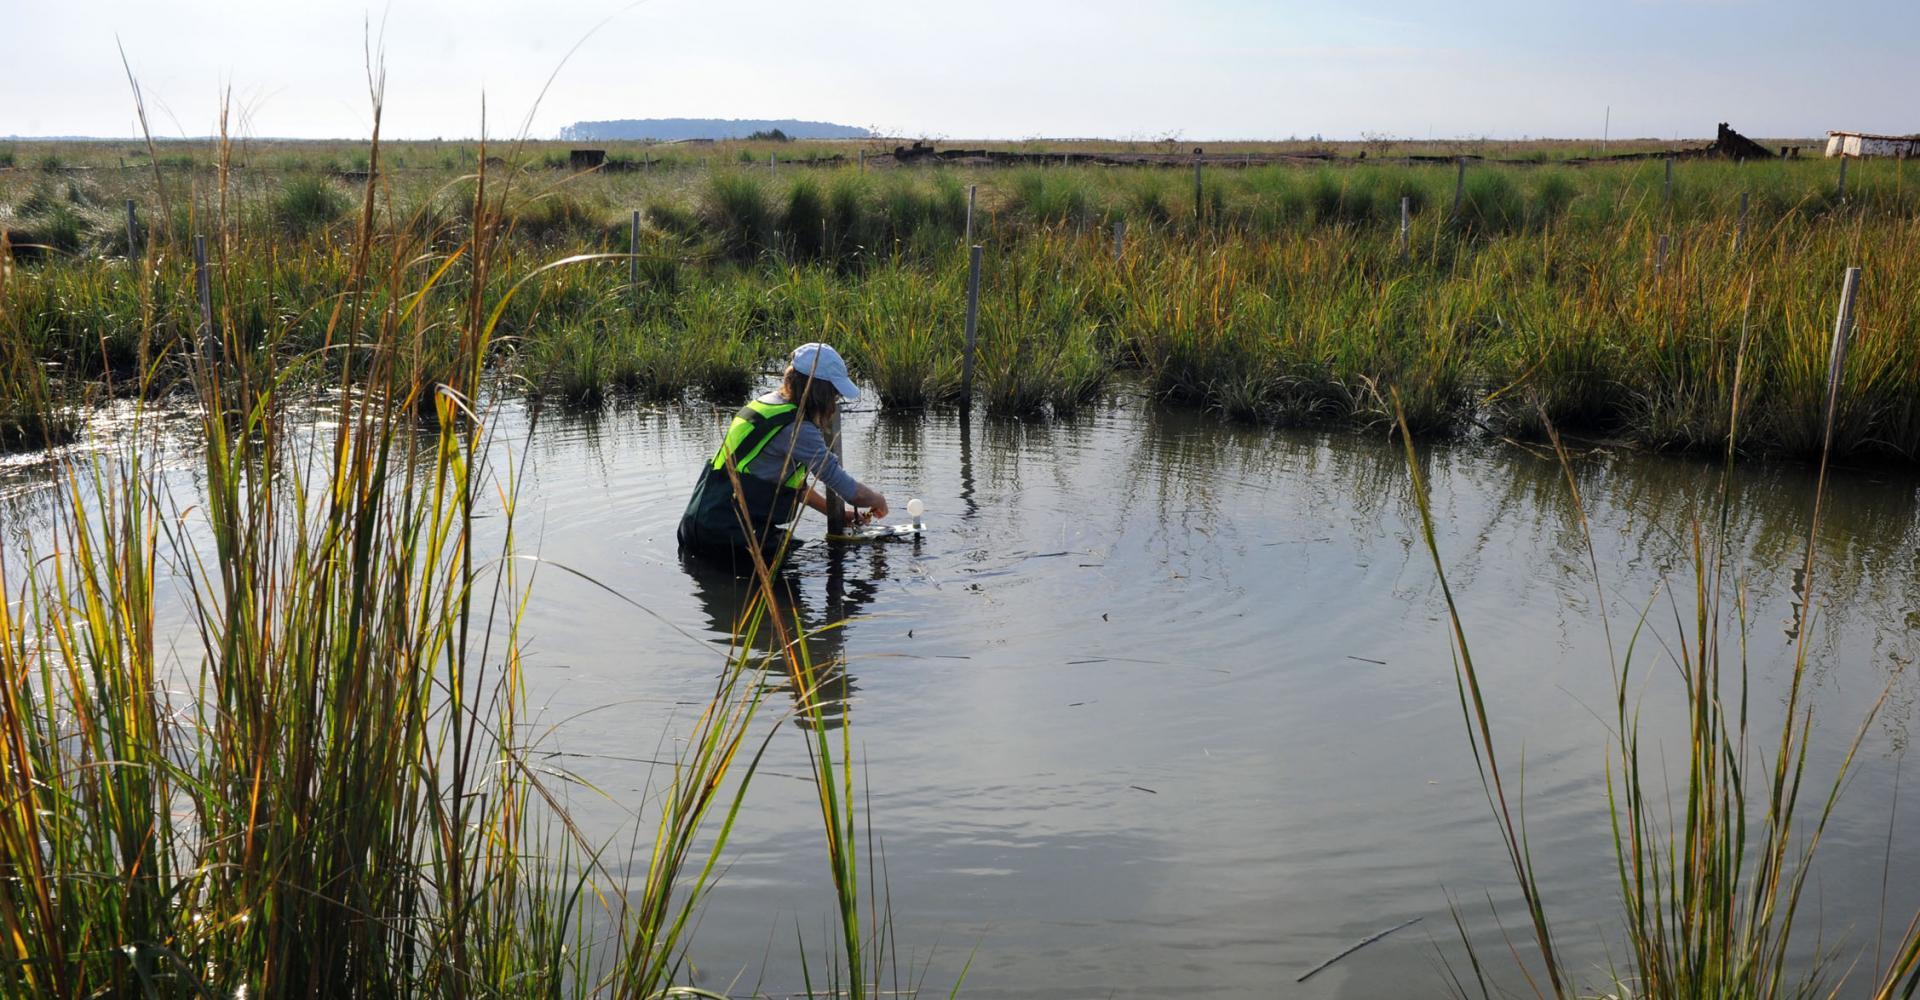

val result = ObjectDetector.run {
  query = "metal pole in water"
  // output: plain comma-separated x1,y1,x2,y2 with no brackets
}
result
125,199,139,262
1822,266,1863,454
961,244,982,407
1399,196,1411,262
965,184,976,246
1734,192,1749,254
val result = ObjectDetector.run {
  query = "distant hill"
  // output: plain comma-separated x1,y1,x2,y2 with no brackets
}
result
557,118,872,142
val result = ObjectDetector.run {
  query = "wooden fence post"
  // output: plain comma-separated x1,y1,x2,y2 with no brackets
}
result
825,409,845,537
193,234,218,364
1194,160,1204,224
1837,156,1849,200
629,209,640,296
961,244,983,407
1655,234,1670,275
1734,192,1749,254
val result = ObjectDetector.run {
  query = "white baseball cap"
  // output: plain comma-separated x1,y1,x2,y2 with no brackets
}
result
790,343,861,400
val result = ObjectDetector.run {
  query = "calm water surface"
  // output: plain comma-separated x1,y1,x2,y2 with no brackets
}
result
5,394,1917,998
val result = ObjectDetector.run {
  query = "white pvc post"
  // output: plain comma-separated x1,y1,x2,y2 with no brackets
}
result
1822,266,1863,453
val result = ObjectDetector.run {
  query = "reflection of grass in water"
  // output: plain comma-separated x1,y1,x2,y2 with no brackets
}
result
1396,291,1920,999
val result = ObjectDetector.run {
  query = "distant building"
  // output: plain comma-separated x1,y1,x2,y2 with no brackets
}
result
1825,131,1920,158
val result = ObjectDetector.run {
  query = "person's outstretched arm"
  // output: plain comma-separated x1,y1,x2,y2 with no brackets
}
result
783,421,888,520
802,486,888,522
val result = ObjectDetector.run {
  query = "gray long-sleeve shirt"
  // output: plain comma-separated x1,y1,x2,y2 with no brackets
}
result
747,392,864,500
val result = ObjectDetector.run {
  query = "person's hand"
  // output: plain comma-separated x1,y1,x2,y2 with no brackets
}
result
868,495,890,520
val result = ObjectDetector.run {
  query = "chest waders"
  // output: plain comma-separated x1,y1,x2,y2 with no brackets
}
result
678,399,810,555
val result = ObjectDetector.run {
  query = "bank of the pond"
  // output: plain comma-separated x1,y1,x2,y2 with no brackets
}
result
11,155,1920,464
6,154,1920,461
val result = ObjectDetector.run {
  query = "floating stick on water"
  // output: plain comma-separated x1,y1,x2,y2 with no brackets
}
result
1295,916,1424,983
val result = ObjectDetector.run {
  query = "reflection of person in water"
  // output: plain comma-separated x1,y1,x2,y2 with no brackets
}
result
676,343,890,572
679,543,891,730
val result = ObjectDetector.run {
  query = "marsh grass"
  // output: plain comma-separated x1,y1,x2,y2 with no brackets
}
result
828,259,967,407
7,151,1920,451
1398,266,1920,998
0,82,915,998
272,173,350,235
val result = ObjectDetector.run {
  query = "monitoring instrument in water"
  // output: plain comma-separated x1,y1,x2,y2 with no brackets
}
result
827,498,926,543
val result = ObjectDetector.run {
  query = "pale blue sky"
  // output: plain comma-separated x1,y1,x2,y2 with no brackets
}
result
3,0,1915,140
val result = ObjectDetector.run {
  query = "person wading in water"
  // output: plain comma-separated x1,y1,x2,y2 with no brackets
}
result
677,343,889,571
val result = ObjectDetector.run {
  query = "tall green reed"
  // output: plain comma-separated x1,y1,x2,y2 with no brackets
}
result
0,87,808,999
1397,263,1920,999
